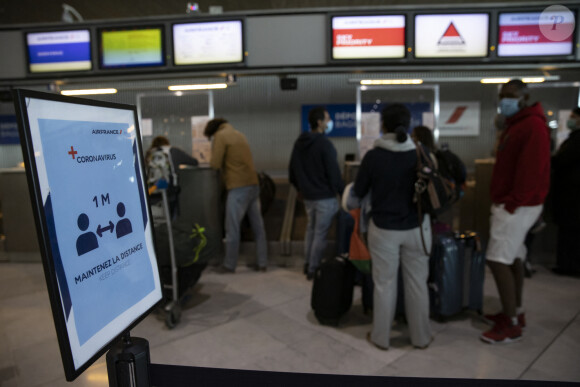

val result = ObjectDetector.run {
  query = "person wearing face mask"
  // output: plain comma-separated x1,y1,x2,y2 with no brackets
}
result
550,107,580,277
289,106,344,280
481,79,551,344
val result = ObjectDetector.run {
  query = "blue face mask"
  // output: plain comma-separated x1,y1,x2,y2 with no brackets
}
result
325,120,334,135
499,98,521,118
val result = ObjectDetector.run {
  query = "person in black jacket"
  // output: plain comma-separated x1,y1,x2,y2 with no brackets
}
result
353,104,432,350
551,107,580,276
289,106,344,280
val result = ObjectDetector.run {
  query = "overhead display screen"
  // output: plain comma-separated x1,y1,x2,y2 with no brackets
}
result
100,26,164,68
13,90,162,380
331,15,405,60
173,20,243,65
414,14,489,58
498,12,575,57
27,30,92,73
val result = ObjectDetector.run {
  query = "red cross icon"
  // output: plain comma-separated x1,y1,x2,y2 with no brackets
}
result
68,146,78,159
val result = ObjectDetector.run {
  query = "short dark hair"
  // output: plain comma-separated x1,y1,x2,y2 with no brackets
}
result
573,107,580,116
204,118,228,138
151,135,170,148
504,79,530,96
412,125,435,151
381,103,410,143
308,106,327,130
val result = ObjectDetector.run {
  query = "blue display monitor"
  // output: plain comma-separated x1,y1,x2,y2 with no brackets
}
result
26,30,92,73
13,89,162,381
99,26,165,69
172,19,244,65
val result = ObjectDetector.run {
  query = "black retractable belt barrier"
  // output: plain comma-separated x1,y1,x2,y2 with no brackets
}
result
107,333,151,387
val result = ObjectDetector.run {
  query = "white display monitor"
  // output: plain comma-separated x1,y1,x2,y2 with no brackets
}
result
13,89,162,381
331,15,406,60
99,26,165,68
26,30,92,73
414,13,489,58
173,20,244,65
498,12,575,57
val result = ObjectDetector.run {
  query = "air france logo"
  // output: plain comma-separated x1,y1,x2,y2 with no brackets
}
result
438,22,465,46
67,146,116,163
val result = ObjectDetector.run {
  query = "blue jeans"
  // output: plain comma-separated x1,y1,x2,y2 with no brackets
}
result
224,185,268,270
304,197,339,274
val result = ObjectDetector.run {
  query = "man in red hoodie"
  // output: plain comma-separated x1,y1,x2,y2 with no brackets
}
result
481,79,550,344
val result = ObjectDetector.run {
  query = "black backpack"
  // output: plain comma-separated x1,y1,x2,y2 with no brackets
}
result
435,147,466,200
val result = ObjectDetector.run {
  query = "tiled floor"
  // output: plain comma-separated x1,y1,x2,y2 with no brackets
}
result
1,258,579,386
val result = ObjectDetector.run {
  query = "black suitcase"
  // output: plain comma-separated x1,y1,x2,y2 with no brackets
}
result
311,255,356,326
456,232,485,312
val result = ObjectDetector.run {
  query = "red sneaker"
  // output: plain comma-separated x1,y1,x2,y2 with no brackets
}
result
483,312,526,328
480,314,522,344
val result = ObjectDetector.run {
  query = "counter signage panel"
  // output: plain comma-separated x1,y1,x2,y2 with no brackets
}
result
173,20,243,65
26,30,92,73
414,14,489,58
13,90,162,380
331,15,405,60
100,26,165,68
498,12,574,57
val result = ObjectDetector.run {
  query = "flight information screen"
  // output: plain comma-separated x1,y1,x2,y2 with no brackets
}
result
414,14,489,58
498,11,575,57
27,30,92,73
173,20,243,65
331,15,406,60
100,26,165,68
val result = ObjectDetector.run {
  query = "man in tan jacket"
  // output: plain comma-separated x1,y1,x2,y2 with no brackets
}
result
204,118,268,272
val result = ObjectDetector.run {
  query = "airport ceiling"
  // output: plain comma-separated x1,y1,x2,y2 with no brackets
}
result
0,0,549,25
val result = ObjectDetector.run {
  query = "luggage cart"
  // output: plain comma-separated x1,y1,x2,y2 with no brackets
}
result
151,188,182,329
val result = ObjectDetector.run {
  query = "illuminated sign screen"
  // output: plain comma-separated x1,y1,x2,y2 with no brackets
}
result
414,14,489,58
498,12,574,57
100,26,165,68
173,20,243,65
13,90,162,380
331,15,405,59
27,30,92,73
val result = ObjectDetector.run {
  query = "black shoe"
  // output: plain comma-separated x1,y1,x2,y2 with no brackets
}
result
247,263,267,272
306,272,314,281
303,263,309,275
215,265,235,274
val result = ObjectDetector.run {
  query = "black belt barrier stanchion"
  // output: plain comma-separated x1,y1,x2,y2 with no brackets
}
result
106,332,151,387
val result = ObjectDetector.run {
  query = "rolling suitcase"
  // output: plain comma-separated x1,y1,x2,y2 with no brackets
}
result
456,232,485,312
429,234,464,319
429,231,486,319
311,255,355,326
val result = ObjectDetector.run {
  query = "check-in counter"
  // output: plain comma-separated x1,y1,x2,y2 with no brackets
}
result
176,166,224,264
0,166,224,263
0,168,40,260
